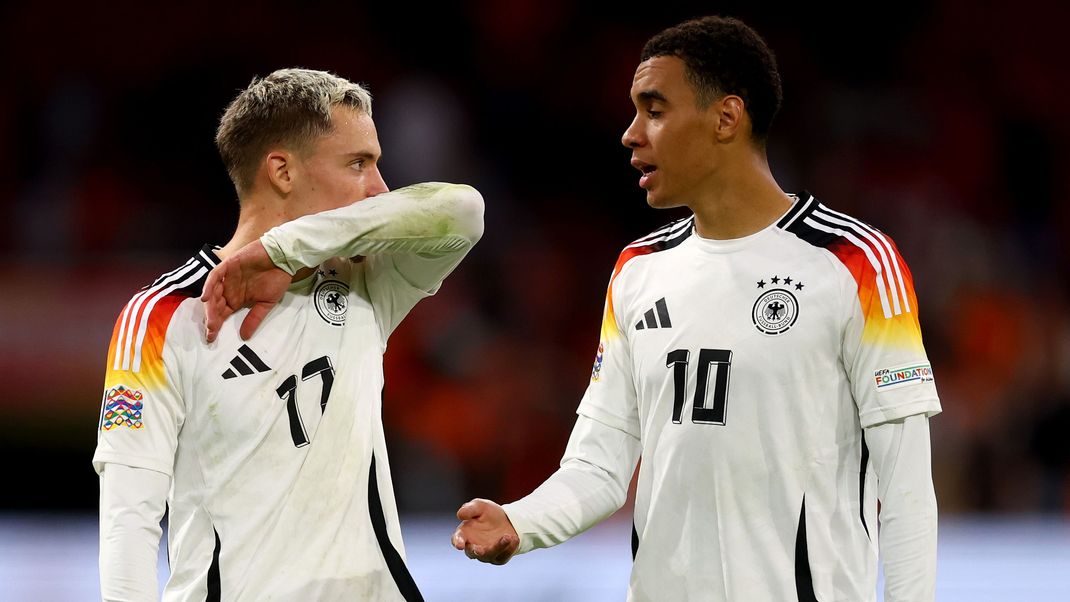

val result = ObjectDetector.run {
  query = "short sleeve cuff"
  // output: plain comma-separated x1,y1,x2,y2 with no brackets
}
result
576,403,640,440
859,397,942,428
92,451,174,478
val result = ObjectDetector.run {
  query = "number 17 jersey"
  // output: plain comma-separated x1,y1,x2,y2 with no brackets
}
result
580,194,941,601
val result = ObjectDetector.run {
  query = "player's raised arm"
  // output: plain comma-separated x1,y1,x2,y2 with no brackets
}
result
260,181,484,278
201,182,484,341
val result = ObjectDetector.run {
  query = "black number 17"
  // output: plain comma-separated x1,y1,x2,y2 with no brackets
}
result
666,348,733,425
275,356,335,447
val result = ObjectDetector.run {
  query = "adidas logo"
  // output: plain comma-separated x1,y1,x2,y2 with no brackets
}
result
635,298,672,330
222,345,271,379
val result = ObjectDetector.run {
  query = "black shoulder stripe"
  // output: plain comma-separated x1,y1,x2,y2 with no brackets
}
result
630,214,694,246
780,198,841,249
627,216,695,252
173,270,210,299
776,192,815,229
143,244,220,293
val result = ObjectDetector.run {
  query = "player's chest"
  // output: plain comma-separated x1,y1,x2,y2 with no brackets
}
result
621,251,843,392
190,267,379,447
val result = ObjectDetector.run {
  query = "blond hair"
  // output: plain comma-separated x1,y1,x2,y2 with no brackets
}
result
215,68,372,197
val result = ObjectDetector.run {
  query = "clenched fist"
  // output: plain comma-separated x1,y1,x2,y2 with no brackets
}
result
451,498,520,565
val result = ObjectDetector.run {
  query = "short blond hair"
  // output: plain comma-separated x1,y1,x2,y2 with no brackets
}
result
215,68,373,197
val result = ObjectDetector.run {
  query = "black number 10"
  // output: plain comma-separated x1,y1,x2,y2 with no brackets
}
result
275,356,335,447
666,348,733,425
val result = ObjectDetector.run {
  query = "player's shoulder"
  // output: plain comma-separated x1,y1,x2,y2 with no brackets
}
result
777,193,918,316
107,246,219,364
775,193,904,257
611,214,695,280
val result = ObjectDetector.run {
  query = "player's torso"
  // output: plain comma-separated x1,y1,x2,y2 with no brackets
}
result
165,257,387,586
620,229,851,468
618,228,866,600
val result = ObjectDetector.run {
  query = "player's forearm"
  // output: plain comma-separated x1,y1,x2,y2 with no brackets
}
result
261,182,484,275
867,415,938,602
99,463,171,601
503,414,640,554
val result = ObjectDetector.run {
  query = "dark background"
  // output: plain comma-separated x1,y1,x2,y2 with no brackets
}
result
1,0,1068,516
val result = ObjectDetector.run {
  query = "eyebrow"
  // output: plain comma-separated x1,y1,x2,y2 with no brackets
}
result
345,150,380,161
635,90,668,104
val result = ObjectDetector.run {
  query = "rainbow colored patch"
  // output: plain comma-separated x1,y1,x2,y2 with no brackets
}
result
873,363,934,391
102,385,145,430
591,342,605,382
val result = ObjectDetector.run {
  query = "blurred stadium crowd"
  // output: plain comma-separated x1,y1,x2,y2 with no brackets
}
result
1,0,1067,516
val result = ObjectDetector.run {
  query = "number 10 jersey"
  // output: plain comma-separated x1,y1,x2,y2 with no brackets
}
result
581,194,941,601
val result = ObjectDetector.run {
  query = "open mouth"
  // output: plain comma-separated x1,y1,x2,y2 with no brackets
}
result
632,159,658,188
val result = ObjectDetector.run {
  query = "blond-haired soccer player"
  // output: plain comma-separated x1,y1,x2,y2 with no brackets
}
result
95,68,482,601
452,17,939,602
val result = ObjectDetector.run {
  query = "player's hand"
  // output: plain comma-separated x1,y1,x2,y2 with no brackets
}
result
200,241,291,342
451,498,520,565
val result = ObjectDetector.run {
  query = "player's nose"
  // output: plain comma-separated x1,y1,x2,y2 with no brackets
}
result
621,116,645,148
367,166,389,197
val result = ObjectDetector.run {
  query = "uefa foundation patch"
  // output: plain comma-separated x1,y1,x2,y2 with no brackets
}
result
101,385,145,430
873,363,934,392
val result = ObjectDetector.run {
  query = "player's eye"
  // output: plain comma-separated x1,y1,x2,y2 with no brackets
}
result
350,159,366,170
646,109,662,119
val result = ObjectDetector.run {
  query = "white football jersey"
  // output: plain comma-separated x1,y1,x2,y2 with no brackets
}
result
580,194,940,601
94,183,483,601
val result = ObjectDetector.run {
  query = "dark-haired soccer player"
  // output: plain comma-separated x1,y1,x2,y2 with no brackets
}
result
453,16,939,602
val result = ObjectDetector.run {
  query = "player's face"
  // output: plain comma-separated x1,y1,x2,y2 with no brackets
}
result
622,56,721,209
290,105,388,218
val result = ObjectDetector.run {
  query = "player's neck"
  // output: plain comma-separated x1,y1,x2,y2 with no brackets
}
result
216,196,288,260
688,153,791,241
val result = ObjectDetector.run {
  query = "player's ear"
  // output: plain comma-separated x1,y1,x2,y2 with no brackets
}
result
713,95,745,143
265,150,296,195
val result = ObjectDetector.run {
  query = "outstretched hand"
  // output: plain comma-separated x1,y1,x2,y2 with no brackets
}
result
451,498,520,565
200,241,291,342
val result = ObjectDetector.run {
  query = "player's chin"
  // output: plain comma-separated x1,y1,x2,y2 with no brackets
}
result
644,190,680,210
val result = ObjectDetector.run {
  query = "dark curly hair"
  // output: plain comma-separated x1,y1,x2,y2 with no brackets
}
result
641,16,782,142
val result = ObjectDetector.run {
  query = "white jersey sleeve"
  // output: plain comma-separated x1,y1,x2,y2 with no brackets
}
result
92,287,191,476
99,463,170,601
574,263,641,437
260,182,484,339
503,414,641,554
867,415,938,602
834,231,941,427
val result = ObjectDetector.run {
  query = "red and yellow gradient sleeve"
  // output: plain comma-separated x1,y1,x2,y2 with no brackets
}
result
832,238,941,428
93,293,187,476
577,252,643,438
829,238,925,354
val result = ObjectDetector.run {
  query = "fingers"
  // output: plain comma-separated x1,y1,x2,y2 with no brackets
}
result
200,265,223,302
459,534,517,565
456,499,487,521
202,272,225,343
221,260,245,311
451,528,466,550
240,303,272,341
